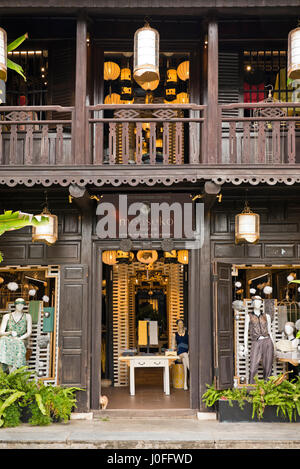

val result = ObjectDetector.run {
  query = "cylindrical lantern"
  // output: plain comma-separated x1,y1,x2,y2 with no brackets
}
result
164,68,177,102
288,27,300,80
120,67,133,102
235,203,260,244
32,207,58,245
102,251,117,265
104,61,120,81
177,250,188,264
133,21,160,90
0,28,7,82
104,93,121,104
177,60,189,81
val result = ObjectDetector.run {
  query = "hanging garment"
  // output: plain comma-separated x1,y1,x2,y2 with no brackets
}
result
249,337,274,384
29,300,40,324
175,330,189,355
264,299,276,322
138,321,148,346
277,305,288,332
42,307,54,333
0,313,27,370
149,321,158,345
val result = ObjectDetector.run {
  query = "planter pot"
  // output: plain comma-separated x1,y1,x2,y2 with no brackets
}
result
217,399,300,423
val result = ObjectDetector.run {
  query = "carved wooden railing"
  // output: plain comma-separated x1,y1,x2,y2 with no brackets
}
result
88,103,207,165
0,106,74,165
220,102,300,165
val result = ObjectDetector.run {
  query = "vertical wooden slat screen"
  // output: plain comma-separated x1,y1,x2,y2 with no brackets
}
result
165,263,185,348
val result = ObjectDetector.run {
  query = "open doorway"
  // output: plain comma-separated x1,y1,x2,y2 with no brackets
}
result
100,249,190,410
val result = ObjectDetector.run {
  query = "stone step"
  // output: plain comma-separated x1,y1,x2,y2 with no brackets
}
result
93,408,198,419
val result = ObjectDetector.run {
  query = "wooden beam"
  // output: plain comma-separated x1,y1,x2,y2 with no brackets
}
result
74,13,88,165
207,20,219,164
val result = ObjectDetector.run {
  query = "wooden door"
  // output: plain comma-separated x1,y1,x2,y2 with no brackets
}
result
58,264,89,408
213,262,234,390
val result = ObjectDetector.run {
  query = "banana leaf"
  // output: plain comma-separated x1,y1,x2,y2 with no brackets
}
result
289,280,300,284
7,58,26,81
7,33,28,52
0,210,50,236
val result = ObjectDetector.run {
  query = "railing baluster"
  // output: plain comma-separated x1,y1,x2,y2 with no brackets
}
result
175,122,183,164
272,121,281,164
242,122,251,164
94,123,104,165
122,122,129,164
109,122,117,164
0,126,3,165
149,122,156,164
135,123,143,164
40,124,49,165
163,122,170,164
257,121,266,163
9,124,17,165
229,121,237,164
55,124,63,164
287,121,296,164
24,124,33,165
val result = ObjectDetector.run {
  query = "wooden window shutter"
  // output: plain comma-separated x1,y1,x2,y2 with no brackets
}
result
58,265,88,390
213,262,234,390
218,51,240,120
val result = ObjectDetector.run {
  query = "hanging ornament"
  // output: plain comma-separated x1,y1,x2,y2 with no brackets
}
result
42,295,49,303
104,93,121,105
104,61,120,81
177,60,189,81
133,20,160,90
116,250,134,264
176,92,189,104
7,282,18,291
140,79,159,91
164,68,177,102
288,25,300,80
263,286,273,295
177,250,189,264
250,288,256,295
29,288,37,296
102,251,117,265
120,67,134,102
235,201,260,244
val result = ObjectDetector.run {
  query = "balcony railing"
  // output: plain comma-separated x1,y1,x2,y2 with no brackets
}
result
0,106,74,165
88,103,206,165
220,102,300,165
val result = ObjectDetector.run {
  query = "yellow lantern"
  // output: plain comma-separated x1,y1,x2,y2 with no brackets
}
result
116,250,134,263
177,61,189,81
104,61,120,81
288,26,300,80
104,93,121,104
137,250,158,264
164,250,177,263
0,28,7,82
32,207,58,245
176,92,189,103
133,21,160,89
140,79,159,91
235,202,260,244
177,250,189,264
102,251,117,265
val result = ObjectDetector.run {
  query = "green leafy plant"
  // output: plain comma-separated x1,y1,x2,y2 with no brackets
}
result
7,33,28,81
202,373,300,422
0,366,83,427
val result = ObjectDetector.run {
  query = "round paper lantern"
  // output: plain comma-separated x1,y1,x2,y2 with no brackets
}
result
164,250,177,263
288,27,300,80
104,93,121,104
176,92,189,103
32,207,58,245
102,251,117,265
137,250,158,264
133,21,160,89
177,250,188,264
177,61,189,81
104,61,120,81
235,203,260,244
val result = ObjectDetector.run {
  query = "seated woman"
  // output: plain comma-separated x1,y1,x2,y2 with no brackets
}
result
172,319,189,390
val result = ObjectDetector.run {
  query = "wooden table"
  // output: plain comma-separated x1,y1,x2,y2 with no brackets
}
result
119,355,179,396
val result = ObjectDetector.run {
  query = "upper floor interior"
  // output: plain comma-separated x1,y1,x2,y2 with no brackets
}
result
0,3,299,177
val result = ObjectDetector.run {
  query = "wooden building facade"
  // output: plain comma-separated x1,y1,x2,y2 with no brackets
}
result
0,1,299,412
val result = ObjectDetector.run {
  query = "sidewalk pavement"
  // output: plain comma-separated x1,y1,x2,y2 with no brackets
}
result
1,414,300,449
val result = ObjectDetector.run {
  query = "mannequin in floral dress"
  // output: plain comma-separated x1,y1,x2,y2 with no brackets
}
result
0,298,32,372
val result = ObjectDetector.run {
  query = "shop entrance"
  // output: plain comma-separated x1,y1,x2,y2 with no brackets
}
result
100,249,190,410
214,263,300,390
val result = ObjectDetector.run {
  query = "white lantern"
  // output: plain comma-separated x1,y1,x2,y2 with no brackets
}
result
235,202,260,244
0,28,7,82
133,21,160,89
288,27,300,80
32,207,58,245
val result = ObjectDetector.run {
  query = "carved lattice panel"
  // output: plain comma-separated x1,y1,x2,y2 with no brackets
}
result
234,299,287,385
165,263,185,348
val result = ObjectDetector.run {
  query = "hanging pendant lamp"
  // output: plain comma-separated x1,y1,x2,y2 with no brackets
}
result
288,25,300,80
164,67,177,102
133,20,160,90
32,207,58,245
177,60,189,81
104,61,120,81
0,28,7,82
235,201,260,244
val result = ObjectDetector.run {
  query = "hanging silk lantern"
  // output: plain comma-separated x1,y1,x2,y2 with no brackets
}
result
164,68,177,102
102,251,117,265
288,26,300,80
176,92,189,104
163,250,177,263
120,67,133,101
177,60,189,81
104,61,120,81
104,93,121,104
32,207,58,245
0,28,7,82
235,202,260,244
133,21,160,90
177,250,189,264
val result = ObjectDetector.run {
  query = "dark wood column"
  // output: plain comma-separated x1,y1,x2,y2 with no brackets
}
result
207,20,219,164
74,13,88,164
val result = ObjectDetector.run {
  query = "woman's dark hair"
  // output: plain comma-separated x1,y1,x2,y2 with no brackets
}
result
176,319,184,325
